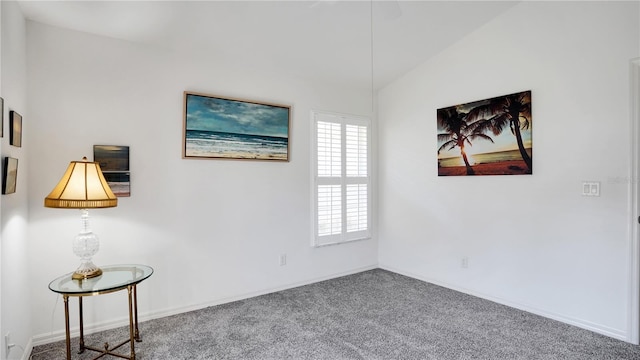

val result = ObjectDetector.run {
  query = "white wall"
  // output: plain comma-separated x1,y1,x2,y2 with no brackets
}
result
26,22,378,343
378,1,639,342
19,0,640,350
1,1,31,359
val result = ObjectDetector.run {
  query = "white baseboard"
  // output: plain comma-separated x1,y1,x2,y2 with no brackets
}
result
17,338,33,360
30,264,378,348
378,263,628,342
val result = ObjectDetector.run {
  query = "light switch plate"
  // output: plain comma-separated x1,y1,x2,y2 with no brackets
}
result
582,181,600,196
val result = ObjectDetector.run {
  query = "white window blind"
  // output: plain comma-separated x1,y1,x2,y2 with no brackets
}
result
312,111,370,246
317,185,341,236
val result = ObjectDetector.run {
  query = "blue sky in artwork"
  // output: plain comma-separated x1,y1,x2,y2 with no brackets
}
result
186,94,289,138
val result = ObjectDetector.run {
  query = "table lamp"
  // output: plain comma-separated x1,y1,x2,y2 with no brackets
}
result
44,157,118,280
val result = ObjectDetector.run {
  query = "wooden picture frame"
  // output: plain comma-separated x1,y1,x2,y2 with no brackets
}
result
94,145,130,197
183,91,290,161
2,157,18,194
10,110,22,147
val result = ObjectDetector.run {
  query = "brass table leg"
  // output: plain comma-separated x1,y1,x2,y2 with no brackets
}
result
78,296,85,353
63,295,71,360
128,286,136,359
134,285,141,342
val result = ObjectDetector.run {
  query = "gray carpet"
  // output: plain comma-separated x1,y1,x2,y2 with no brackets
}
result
30,269,640,359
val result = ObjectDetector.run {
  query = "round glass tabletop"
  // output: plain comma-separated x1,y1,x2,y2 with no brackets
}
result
49,264,153,296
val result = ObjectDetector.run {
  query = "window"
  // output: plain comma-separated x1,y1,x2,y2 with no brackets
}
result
312,111,370,246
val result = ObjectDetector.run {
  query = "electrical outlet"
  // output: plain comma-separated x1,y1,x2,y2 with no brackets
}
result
279,254,287,266
461,257,469,269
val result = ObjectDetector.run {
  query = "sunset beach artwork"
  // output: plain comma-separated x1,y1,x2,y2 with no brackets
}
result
437,90,532,176
94,145,129,171
183,92,290,161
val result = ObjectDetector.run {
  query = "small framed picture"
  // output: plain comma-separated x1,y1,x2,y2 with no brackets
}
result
2,157,18,194
94,145,129,171
103,172,130,197
10,111,22,147
0,97,4,138
94,145,130,197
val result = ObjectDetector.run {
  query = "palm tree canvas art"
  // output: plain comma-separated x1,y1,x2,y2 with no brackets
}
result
437,90,532,176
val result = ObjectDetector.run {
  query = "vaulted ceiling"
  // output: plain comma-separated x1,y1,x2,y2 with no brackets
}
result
18,1,518,90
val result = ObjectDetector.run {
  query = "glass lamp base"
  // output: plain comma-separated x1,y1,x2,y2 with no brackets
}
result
72,209,103,281
72,267,103,280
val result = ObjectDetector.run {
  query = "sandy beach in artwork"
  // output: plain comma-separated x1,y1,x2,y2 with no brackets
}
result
185,129,288,161
185,146,288,160
438,160,531,176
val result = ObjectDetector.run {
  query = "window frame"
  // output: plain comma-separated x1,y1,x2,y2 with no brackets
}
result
311,110,371,247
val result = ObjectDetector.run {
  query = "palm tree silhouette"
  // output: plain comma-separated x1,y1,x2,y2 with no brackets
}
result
437,107,494,175
465,91,532,172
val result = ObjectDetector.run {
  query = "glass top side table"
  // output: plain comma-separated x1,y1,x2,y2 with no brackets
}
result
49,264,153,360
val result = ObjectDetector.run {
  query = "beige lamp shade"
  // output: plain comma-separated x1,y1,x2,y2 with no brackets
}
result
44,157,118,209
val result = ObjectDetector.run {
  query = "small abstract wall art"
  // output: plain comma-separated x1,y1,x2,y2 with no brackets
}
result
10,110,22,147
183,92,290,161
2,157,18,194
437,90,532,176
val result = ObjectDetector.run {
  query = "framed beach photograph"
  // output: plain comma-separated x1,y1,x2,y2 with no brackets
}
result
2,157,18,194
94,145,130,197
183,91,290,161
94,145,130,171
10,110,22,147
103,172,130,197
437,90,532,176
